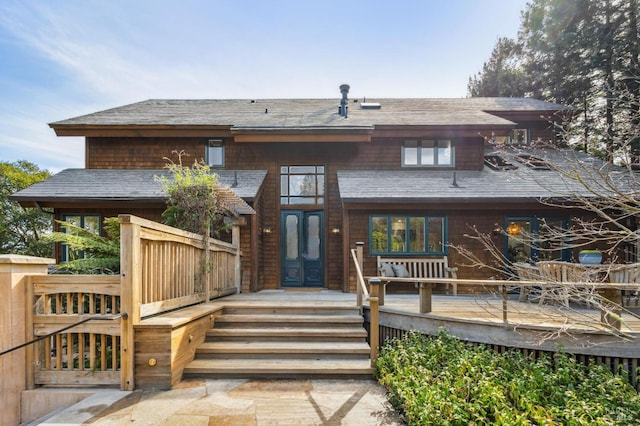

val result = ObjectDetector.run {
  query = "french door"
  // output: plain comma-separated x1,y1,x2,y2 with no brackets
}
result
281,210,324,287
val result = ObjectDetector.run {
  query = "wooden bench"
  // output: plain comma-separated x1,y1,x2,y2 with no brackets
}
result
376,256,458,311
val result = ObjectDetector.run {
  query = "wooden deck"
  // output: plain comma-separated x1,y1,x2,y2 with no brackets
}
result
216,289,640,361
383,293,640,333
219,289,640,334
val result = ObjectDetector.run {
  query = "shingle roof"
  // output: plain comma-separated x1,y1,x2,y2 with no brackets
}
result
50,98,569,129
337,147,621,203
10,169,266,215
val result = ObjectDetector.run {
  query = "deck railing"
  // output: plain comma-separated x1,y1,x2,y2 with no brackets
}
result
351,242,380,366
119,214,241,389
17,215,242,391
120,214,240,320
26,274,122,388
365,275,640,331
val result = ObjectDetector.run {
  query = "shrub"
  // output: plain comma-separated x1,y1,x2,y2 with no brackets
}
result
376,330,640,425
46,217,120,274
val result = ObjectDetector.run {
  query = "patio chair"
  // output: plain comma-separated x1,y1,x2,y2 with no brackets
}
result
536,261,598,307
608,263,640,307
512,262,543,302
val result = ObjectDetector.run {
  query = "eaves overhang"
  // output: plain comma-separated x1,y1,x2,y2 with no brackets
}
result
49,124,232,138
339,196,571,205
371,123,515,139
10,169,266,216
230,125,375,143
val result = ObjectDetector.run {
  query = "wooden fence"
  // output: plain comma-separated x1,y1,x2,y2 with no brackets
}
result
27,275,122,387
119,214,240,319
25,214,241,390
369,322,640,391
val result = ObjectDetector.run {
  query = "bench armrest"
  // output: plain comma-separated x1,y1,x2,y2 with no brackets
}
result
446,266,458,278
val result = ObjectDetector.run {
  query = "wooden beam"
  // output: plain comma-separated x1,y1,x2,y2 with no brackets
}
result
372,126,512,138
232,133,372,143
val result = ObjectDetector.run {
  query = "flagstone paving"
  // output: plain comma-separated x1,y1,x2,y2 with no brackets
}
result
36,379,402,425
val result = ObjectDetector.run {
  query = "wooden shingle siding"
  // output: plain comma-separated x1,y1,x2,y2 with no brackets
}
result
87,137,209,169
344,204,568,294
80,130,561,291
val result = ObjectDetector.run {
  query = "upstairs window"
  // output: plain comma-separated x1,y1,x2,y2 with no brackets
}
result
280,165,325,205
402,139,453,167
206,139,224,167
510,129,528,144
370,214,447,255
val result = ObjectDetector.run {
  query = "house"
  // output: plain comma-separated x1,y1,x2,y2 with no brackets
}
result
13,85,584,293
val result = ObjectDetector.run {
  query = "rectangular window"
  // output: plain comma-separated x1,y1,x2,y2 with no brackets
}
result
280,165,325,205
61,214,101,262
206,139,224,167
370,214,447,255
510,129,528,144
402,139,453,167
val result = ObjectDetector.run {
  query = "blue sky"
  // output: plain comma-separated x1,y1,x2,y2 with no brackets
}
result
0,0,528,173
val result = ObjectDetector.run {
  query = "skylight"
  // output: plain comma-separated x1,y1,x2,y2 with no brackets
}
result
515,154,550,170
484,155,518,171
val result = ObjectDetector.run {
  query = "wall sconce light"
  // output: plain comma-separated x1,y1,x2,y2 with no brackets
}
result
492,224,502,235
330,227,341,235
262,226,272,236
507,222,522,236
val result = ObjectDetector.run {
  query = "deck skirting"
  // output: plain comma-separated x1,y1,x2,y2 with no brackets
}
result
365,306,640,390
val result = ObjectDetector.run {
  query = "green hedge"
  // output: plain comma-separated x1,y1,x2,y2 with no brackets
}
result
376,330,640,425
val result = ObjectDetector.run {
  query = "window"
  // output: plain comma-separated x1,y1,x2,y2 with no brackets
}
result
510,129,528,144
61,214,101,262
206,139,224,167
280,165,325,205
505,216,570,263
370,214,446,254
402,139,453,167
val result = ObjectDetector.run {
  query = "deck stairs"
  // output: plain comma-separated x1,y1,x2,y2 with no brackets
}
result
183,304,375,379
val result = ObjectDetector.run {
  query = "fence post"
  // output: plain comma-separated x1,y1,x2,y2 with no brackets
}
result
356,242,364,308
224,217,245,294
0,255,54,426
119,215,141,391
368,277,381,367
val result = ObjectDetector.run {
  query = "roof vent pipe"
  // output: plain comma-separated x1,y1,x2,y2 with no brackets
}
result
339,84,350,118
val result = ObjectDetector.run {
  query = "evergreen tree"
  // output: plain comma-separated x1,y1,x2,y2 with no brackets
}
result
470,0,640,162
467,37,527,97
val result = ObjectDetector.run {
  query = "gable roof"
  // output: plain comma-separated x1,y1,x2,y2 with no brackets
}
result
10,169,266,216
49,97,569,133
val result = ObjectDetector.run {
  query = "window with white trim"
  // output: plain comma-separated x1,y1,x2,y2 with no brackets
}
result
206,139,224,167
402,139,453,167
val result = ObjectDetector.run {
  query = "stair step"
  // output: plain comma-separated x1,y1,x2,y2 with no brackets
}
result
206,327,368,342
213,314,363,328
184,302,372,380
196,341,371,359
183,358,375,379
222,305,359,316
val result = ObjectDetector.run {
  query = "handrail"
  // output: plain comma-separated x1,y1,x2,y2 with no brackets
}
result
350,248,370,300
350,244,380,367
367,275,640,329
365,276,640,290
0,313,126,357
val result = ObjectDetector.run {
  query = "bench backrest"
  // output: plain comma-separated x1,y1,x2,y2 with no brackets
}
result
377,256,455,278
